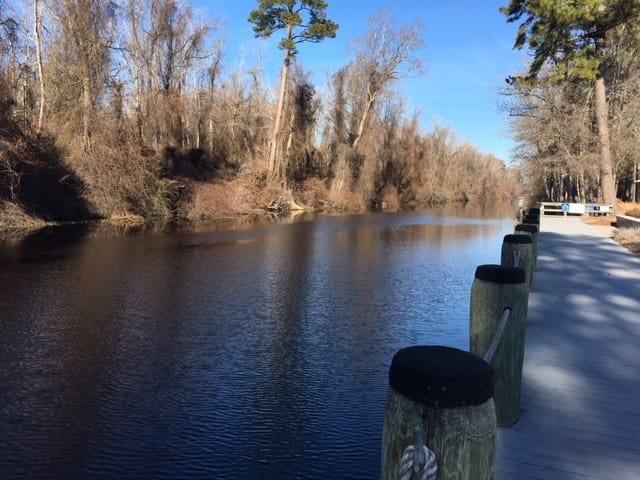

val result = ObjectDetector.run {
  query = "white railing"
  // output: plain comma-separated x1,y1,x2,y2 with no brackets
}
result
537,202,612,216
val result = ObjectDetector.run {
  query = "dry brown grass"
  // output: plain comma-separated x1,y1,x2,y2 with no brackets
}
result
326,188,367,213
64,126,166,218
183,173,370,224
614,227,640,256
618,201,640,217
108,213,146,225
382,186,401,210
183,174,268,222
0,200,47,230
582,215,615,226
610,202,640,255
295,178,330,210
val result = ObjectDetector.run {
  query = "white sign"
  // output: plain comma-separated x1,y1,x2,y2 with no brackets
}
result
568,203,586,214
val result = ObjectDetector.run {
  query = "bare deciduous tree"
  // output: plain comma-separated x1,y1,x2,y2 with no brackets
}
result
349,12,424,151
54,0,115,150
33,0,46,131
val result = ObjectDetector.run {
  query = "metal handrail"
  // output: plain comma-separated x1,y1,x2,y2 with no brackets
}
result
483,308,511,364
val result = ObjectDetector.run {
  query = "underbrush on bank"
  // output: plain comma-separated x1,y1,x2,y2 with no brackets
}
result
1,112,516,230
182,175,263,222
0,200,46,229
614,227,640,256
611,201,640,255
0,120,94,227
295,178,367,213
619,201,640,218
180,175,369,224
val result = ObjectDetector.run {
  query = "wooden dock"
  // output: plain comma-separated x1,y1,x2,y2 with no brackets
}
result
495,217,640,479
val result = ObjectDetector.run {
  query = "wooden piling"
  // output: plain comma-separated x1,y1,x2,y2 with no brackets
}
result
470,265,528,426
501,234,534,290
381,345,496,480
515,223,539,269
527,207,540,218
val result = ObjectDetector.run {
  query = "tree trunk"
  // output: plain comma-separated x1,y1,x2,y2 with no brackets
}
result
595,77,616,206
268,29,293,179
34,0,46,132
135,90,144,143
80,60,92,151
208,112,213,155
352,94,375,151
632,159,638,203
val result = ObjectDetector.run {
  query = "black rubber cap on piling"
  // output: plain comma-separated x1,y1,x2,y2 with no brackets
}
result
389,345,494,408
515,224,538,233
503,234,532,244
474,264,526,284
527,207,540,216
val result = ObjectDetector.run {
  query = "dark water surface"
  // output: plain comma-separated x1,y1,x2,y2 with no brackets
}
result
0,204,516,479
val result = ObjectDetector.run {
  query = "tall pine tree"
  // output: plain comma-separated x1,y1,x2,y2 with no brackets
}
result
249,0,338,180
502,0,640,205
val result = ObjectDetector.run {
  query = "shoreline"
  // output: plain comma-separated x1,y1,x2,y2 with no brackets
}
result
5,208,638,258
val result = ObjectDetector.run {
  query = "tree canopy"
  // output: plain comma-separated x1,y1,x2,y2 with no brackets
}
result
502,0,640,80
249,0,339,65
502,0,640,205
248,1,339,178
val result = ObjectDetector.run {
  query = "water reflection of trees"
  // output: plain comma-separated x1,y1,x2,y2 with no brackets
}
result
0,204,516,477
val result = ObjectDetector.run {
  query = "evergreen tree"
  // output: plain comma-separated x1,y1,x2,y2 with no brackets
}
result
249,0,338,180
502,0,640,205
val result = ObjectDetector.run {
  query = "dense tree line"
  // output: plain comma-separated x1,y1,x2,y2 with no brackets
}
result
0,1,517,226
502,0,640,205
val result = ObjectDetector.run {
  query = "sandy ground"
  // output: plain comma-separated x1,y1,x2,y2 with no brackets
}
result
582,216,616,237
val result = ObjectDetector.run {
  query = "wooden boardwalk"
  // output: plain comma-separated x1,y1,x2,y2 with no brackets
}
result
495,217,640,480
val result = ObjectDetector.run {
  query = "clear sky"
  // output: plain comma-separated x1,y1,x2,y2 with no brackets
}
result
196,1,528,164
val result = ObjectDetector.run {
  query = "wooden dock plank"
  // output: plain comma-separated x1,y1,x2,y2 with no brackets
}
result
495,217,640,480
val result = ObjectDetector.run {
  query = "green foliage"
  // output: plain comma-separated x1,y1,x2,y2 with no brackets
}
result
248,0,339,63
501,0,640,80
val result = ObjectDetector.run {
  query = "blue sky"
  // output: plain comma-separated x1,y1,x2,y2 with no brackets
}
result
197,1,528,164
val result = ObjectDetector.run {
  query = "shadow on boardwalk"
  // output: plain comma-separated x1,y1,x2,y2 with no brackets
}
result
496,219,640,480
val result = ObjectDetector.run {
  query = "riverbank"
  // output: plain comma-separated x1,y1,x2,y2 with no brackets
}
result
0,171,478,235
1,187,507,240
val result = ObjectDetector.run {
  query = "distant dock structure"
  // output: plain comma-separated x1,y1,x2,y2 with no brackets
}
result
537,201,612,216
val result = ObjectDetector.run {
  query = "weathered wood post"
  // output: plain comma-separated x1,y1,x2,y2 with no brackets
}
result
527,207,540,218
470,265,528,426
515,223,539,270
501,234,534,290
517,198,525,223
381,345,496,480
524,214,539,225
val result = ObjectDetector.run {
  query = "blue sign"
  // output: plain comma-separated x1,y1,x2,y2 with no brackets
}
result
561,203,570,212
588,204,595,212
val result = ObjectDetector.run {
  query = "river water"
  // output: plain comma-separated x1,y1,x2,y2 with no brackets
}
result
0,203,516,479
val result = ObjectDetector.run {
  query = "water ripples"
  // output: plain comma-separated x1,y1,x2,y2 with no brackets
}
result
0,208,514,478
